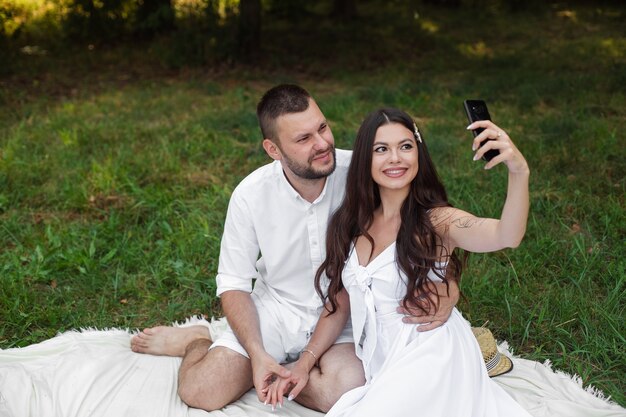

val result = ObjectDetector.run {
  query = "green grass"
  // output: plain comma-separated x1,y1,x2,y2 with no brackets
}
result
1,1,625,407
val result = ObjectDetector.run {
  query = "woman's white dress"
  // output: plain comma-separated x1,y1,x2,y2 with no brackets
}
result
326,243,532,417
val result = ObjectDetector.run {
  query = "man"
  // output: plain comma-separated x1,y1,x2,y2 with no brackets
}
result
131,84,459,412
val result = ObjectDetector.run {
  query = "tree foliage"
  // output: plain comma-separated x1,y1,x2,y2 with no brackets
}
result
2,0,619,66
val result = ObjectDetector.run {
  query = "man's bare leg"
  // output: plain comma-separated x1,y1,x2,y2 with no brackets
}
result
295,343,365,412
130,325,210,357
177,341,254,411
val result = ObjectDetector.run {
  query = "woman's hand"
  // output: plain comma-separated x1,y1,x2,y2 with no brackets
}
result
250,351,291,404
442,120,530,252
468,120,529,174
265,359,312,410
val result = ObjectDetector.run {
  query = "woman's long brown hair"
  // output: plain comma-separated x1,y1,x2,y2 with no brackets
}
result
315,108,464,315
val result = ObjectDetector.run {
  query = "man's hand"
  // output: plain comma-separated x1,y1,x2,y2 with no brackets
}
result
266,359,311,410
250,351,291,403
396,280,460,332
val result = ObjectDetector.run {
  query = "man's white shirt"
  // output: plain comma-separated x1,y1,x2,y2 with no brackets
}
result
216,149,352,335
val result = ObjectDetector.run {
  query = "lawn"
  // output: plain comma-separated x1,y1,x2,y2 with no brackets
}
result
1,1,624,406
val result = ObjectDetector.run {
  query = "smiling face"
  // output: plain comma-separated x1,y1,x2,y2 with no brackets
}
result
370,123,419,193
271,98,336,180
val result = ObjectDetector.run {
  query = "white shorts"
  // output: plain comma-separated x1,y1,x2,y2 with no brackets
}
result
210,294,353,364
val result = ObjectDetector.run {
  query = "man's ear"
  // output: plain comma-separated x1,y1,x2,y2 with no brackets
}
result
262,139,282,161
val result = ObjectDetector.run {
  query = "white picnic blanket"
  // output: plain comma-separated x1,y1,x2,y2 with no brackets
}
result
0,317,624,417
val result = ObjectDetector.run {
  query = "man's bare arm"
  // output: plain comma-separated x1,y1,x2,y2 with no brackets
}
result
221,291,264,356
221,291,290,402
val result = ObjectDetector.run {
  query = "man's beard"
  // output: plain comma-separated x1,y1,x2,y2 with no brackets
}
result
282,146,337,180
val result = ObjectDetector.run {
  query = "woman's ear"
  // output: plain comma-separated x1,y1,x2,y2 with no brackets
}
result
262,139,282,161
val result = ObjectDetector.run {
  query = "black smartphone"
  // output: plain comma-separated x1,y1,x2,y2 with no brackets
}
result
463,99,499,162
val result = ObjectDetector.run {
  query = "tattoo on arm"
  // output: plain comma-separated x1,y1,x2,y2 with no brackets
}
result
452,216,485,229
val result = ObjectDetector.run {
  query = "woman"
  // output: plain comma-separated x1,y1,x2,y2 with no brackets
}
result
267,108,532,416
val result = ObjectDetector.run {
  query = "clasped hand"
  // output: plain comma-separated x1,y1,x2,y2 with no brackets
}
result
251,351,291,405
264,359,311,410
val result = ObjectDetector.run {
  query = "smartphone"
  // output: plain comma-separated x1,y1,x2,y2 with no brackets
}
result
463,99,499,162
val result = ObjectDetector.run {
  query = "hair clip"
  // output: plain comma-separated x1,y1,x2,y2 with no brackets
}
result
413,123,423,143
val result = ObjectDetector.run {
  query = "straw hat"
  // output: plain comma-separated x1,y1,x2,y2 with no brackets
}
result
471,327,513,377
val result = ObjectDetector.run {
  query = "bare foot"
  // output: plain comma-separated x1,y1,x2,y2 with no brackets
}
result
130,325,211,357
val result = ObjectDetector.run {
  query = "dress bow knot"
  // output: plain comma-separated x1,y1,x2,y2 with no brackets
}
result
345,263,377,382
354,265,372,291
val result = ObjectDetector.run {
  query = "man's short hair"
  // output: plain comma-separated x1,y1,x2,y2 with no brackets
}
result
257,84,311,141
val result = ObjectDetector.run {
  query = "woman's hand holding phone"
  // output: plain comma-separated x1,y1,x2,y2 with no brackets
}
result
467,120,529,174
464,99,500,161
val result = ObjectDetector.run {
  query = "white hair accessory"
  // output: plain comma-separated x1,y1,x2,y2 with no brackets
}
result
413,123,423,143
